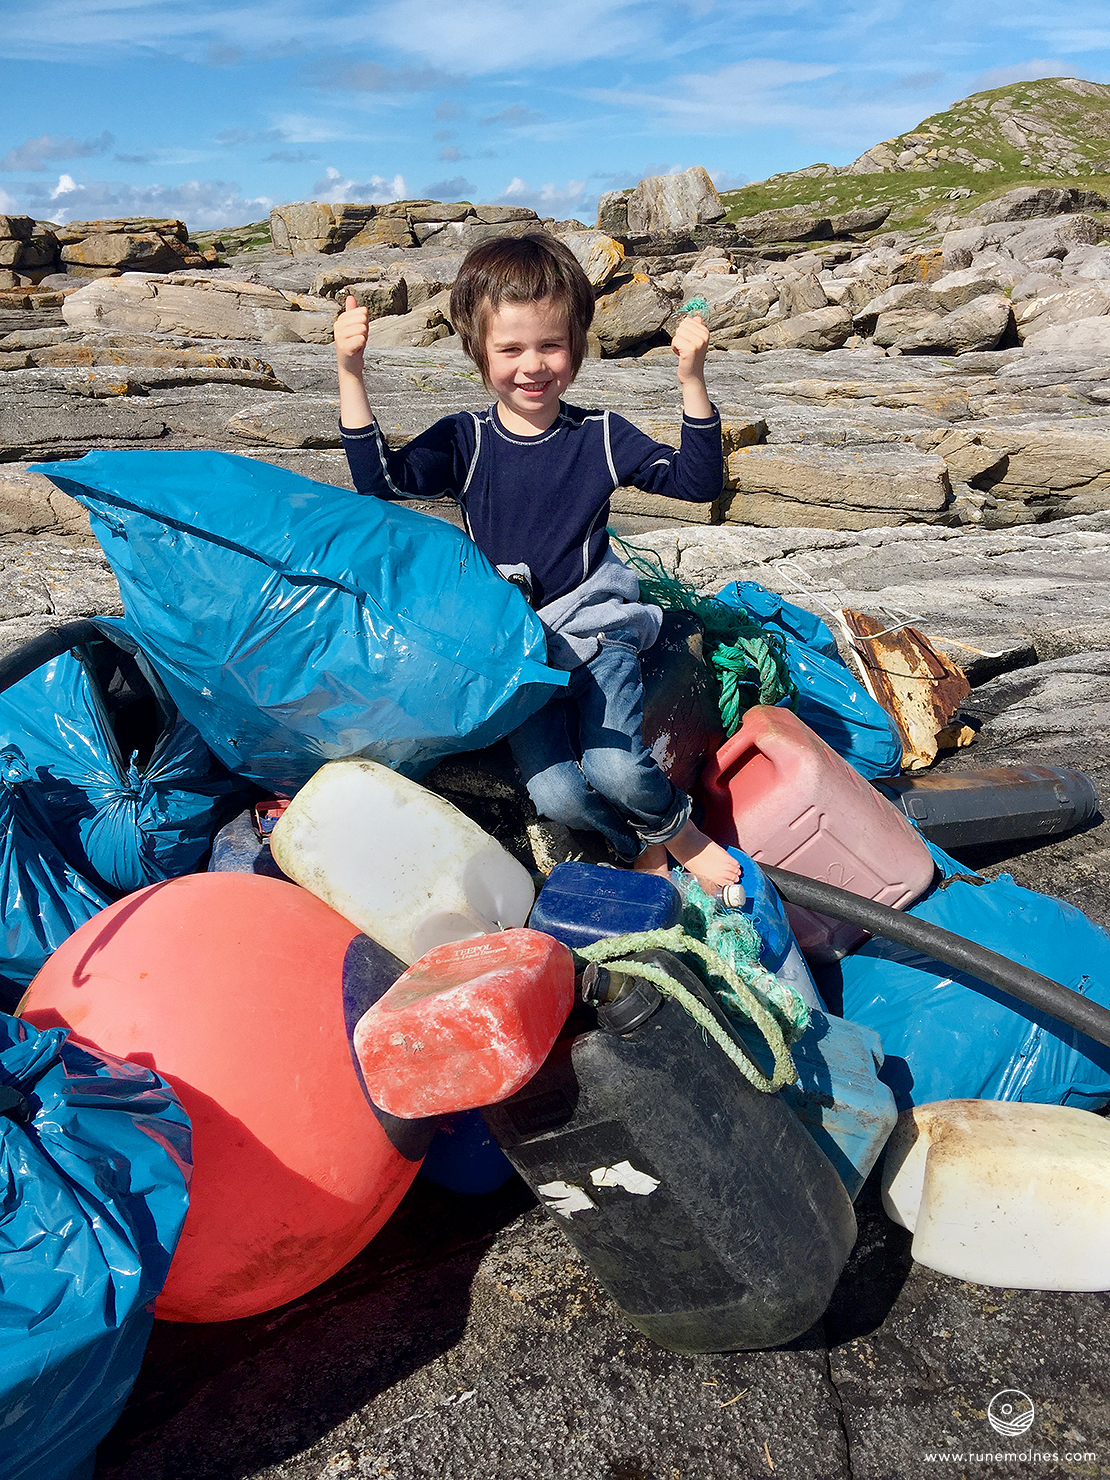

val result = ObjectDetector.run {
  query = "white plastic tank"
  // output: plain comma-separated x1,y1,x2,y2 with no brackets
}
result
882,1099,1110,1291
271,759,535,964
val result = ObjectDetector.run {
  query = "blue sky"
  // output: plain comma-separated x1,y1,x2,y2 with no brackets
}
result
2,1,1109,230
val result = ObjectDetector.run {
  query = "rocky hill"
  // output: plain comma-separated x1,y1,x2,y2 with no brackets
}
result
722,76,1110,235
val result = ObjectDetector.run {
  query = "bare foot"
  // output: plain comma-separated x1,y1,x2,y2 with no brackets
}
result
665,820,742,893
632,843,673,879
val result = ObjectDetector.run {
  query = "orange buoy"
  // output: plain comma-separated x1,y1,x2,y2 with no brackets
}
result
22,873,421,1322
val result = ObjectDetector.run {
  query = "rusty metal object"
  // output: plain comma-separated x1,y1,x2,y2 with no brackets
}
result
840,609,971,771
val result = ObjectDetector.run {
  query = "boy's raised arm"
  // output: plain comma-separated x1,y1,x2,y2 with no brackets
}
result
335,293,374,430
611,313,722,503
671,313,713,420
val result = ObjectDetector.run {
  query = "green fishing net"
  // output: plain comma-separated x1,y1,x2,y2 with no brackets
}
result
674,867,811,1043
610,532,798,734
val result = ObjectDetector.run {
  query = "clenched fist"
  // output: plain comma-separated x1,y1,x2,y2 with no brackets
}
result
670,312,710,384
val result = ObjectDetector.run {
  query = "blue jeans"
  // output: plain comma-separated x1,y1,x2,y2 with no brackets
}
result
509,631,691,862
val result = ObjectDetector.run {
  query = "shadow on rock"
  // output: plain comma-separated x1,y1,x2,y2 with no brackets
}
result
95,1176,535,1480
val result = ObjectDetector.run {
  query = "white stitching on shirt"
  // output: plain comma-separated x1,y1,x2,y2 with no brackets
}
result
602,409,618,490
461,412,483,494
373,423,405,499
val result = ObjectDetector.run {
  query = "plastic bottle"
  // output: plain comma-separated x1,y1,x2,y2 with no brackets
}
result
270,758,536,963
874,764,1100,851
699,706,935,962
528,861,683,950
482,949,857,1353
882,1099,1110,1290
352,928,575,1118
718,847,824,1010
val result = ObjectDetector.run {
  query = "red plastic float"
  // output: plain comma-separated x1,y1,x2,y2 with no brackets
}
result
22,872,421,1322
353,928,575,1119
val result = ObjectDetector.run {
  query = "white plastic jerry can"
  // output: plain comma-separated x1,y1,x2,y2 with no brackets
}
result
882,1099,1110,1291
271,759,536,964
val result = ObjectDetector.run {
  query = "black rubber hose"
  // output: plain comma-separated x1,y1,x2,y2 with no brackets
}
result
0,621,105,695
762,864,1110,1052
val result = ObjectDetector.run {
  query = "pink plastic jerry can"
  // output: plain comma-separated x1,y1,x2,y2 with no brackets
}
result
699,706,936,962
352,928,575,1118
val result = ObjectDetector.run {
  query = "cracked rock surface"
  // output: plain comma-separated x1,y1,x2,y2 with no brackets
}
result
1,337,1106,1480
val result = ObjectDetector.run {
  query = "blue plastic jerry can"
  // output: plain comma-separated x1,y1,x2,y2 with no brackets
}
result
418,1109,517,1195
528,862,682,950
779,1011,899,1200
722,848,825,1010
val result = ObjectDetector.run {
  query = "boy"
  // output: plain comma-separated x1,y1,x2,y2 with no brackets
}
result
335,233,740,892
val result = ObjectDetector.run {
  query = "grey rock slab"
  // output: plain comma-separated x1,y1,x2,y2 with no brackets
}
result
0,465,91,538
62,274,337,344
0,536,120,623
556,230,625,288
592,277,675,356
726,443,950,511
1023,316,1110,357
749,306,852,352
1,389,170,458
632,512,1110,663
895,294,1013,355
1016,282,1110,336
226,395,343,448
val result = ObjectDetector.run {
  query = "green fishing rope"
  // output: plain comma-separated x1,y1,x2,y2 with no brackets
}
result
610,531,798,734
575,925,798,1093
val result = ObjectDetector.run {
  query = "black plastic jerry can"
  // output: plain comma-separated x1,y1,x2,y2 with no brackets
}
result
482,950,857,1355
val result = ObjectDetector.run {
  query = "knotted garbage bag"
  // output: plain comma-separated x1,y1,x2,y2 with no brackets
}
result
33,451,567,791
0,618,251,897
0,1013,191,1480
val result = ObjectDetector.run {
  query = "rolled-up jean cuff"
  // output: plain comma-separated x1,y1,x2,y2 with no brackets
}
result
634,790,693,848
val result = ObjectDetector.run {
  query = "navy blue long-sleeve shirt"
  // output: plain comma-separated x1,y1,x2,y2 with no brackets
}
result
340,402,723,609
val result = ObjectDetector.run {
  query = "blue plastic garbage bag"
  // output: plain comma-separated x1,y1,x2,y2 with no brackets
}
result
0,745,110,1013
830,843,1110,1111
0,621,251,896
0,1013,191,1480
714,580,901,780
33,451,569,791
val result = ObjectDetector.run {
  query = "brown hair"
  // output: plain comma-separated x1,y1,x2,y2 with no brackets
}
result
449,234,594,382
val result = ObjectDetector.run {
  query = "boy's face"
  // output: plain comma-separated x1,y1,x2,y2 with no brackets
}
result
484,297,574,430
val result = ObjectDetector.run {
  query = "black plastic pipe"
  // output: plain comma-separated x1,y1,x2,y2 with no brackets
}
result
762,864,1110,1052
0,621,105,695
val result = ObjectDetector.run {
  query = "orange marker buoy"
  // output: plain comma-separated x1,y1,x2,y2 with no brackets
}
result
22,873,421,1322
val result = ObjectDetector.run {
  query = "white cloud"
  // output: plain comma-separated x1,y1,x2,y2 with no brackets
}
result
373,0,650,73
580,58,945,150
968,58,1073,91
423,174,475,198
708,167,750,191
311,165,407,202
0,186,19,212
5,174,274,229
496,176,592,217
2,131,114,171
